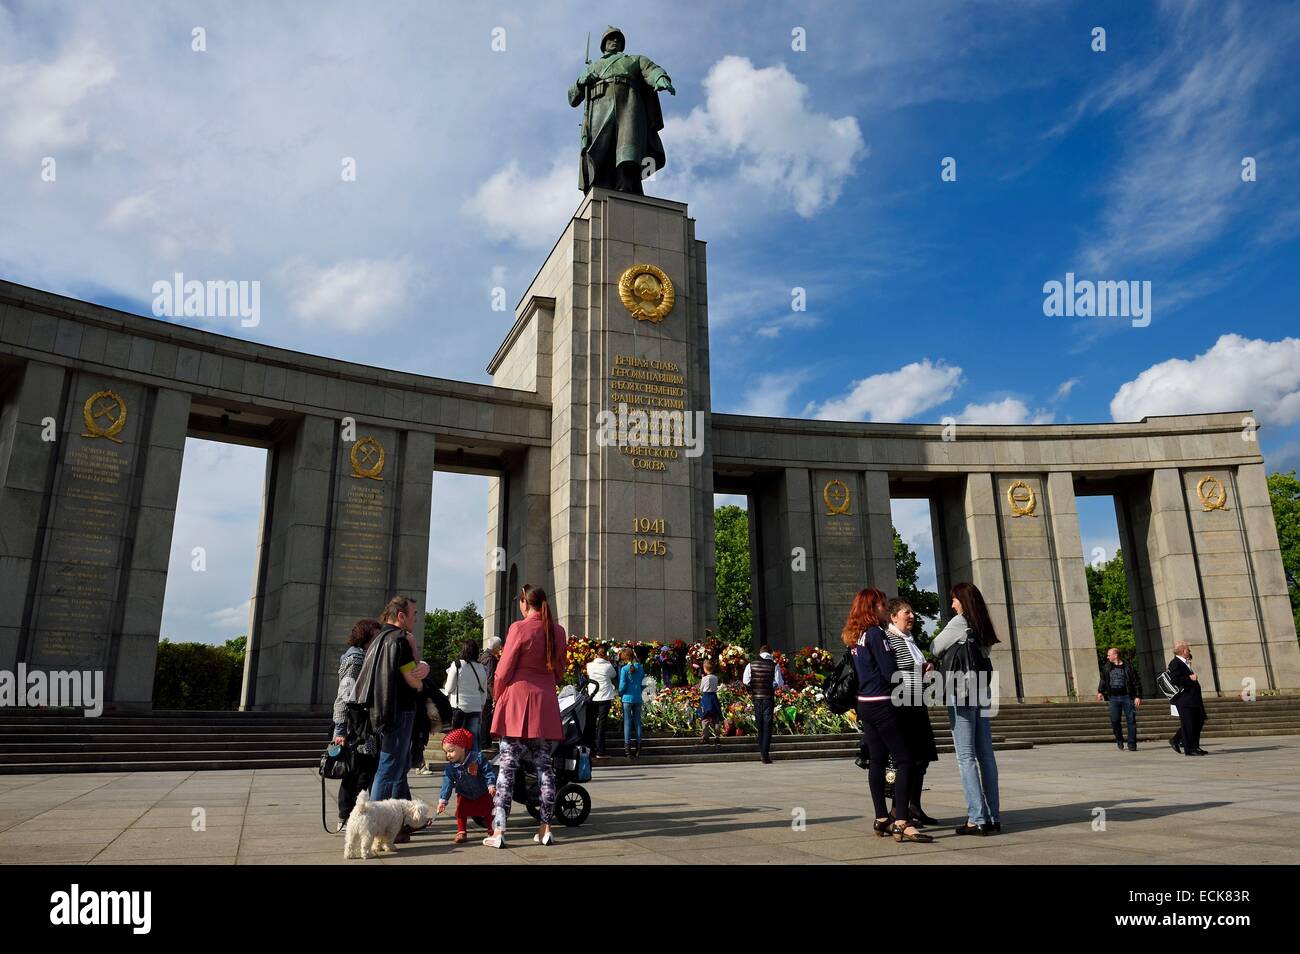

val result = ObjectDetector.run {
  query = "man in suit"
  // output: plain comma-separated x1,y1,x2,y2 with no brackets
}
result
1167,641,1208,756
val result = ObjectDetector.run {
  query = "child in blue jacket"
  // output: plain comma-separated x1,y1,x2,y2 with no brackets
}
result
436,727,497,843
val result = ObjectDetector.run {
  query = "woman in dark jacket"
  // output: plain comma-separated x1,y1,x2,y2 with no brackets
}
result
331,618,384,828
844,588,932,844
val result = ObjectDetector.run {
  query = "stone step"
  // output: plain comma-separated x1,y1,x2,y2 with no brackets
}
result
0,732,326,744
0,741,327,759
0,746,324,765
0,757,321,774
0,719,324,732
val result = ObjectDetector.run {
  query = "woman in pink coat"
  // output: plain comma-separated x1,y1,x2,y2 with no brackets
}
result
484,583,568,848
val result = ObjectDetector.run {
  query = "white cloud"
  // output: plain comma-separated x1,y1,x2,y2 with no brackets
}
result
208,601,252,632
1053,378,1079,401
0,40,115,152
275,256,416,333
1110,334,1300,424
755,312,822,339
956,398,1054,425
805,360,962,423
463,156,575,248
667,56,865,218
467,56,865,240
1061,6,1288,272
732,371,810,417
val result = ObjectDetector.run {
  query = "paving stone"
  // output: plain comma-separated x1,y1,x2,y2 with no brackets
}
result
0,735,1298,864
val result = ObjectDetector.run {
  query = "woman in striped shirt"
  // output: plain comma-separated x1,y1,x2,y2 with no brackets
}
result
884,598,940,827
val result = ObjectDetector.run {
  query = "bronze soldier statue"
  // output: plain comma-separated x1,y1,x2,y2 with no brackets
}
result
568,26,675,194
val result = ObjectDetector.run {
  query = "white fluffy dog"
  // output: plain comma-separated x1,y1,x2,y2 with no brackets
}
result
344,791,431,859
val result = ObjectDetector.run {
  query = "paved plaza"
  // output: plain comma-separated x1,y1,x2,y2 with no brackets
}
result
2,736,1298,865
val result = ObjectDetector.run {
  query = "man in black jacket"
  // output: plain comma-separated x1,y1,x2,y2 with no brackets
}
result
1168,641,1208,756
1096,647,1142,751
354,595,429,802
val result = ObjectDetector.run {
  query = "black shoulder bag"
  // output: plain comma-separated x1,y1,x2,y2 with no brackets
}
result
825,647,859,715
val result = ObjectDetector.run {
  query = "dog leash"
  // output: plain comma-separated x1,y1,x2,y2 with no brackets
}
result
322,776,342,835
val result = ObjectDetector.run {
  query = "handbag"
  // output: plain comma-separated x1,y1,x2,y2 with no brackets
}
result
937,634,991,706
825,648,859,714
937,634,990,676
319,743,351,781
318,742,352,835
1155,668,1180,699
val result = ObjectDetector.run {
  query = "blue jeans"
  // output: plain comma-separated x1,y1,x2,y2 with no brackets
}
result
370,709,415,801
623,702,643,752
1108,695,1137,748
461,711,482,753
949,704,999,826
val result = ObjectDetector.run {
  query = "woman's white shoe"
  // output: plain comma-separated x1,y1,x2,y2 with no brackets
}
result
482,833,505,849
532,830,554,846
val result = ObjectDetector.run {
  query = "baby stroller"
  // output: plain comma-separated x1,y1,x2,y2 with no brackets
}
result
514,681,595,827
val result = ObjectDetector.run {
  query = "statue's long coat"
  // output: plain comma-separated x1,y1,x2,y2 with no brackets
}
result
568,52,669,191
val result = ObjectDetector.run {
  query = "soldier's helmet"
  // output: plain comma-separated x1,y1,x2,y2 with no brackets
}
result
601,26,625,52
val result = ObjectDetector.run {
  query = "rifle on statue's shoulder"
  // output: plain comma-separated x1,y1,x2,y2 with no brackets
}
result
581,32,592,153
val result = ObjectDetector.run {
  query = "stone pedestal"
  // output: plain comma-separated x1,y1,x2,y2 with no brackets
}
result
491,189,715,643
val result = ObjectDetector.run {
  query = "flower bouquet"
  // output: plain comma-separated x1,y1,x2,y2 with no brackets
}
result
718,643,749,682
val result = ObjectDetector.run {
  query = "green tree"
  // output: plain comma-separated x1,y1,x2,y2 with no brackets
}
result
423,601,485,678
893,530,940,646
153,639,245,710
714,504,754,645
1085,549,1135,664
1267,470,1300,640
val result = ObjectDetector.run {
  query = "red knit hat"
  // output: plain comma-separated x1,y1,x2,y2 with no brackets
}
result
442,728,474,751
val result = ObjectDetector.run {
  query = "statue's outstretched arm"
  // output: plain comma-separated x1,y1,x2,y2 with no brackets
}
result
638,56,676,95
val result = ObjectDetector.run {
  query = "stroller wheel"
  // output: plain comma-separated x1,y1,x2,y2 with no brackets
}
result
555,783,591,827
525,800,541,822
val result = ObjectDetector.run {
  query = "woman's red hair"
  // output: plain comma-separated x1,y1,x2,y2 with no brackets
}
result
841,587,888,647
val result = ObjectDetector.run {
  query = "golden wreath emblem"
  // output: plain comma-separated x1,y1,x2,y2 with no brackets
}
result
81,390,127,444
350,436,386,480
823,479,852,515
618,264,675,323
1197,475,1227,512
1007,480,1037,517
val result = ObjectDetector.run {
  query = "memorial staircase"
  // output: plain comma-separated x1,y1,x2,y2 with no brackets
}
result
2,695,1298,773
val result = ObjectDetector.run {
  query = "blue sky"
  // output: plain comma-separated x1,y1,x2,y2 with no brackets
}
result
3,1,1299,641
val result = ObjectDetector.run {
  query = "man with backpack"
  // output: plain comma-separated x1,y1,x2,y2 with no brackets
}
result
1096,647,1142,751
354,596,430,811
